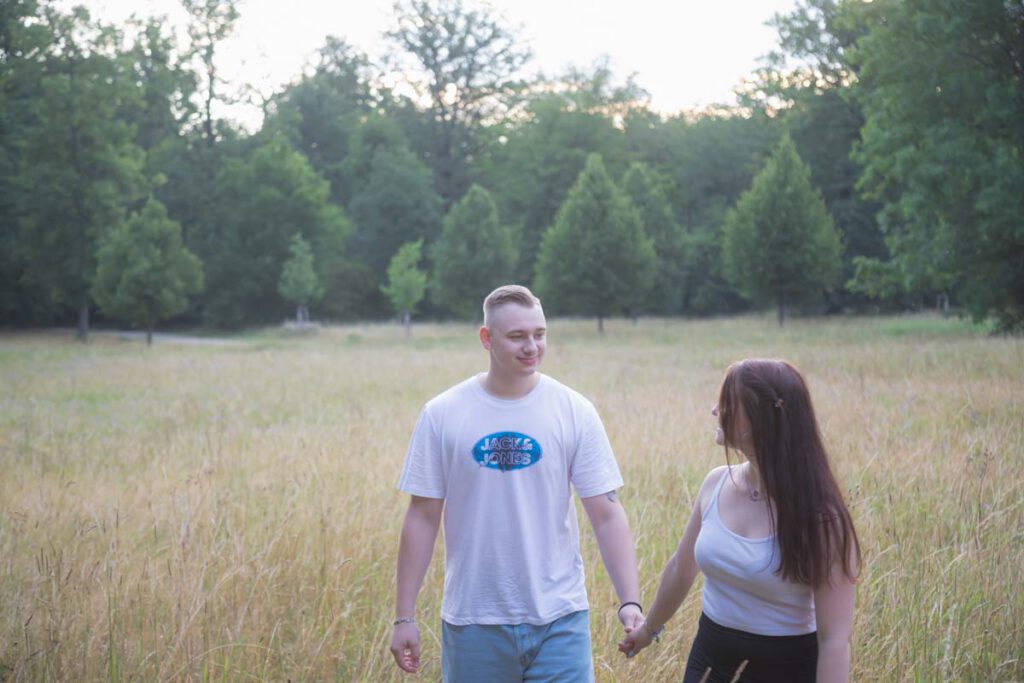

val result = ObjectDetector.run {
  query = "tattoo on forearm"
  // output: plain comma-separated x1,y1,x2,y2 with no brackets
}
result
606,490,618,503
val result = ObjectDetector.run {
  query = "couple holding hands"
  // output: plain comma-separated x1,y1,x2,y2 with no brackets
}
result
391,285,859,682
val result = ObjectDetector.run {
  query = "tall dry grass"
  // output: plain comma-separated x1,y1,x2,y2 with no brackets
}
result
0,315,1021,681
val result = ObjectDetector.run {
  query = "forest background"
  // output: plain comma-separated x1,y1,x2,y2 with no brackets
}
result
1,0,1022,336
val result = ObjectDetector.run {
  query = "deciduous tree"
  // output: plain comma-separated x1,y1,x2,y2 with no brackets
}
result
382,239,428,338
93,198,203,345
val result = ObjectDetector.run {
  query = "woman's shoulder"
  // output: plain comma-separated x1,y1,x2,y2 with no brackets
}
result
696,465,731,514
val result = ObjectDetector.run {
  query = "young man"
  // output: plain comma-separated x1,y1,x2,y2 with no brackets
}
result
390,284,643,682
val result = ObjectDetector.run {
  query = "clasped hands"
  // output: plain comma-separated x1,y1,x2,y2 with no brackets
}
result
616,604,659,660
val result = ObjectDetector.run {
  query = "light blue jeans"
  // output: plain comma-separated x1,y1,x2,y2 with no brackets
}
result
441,609,595,683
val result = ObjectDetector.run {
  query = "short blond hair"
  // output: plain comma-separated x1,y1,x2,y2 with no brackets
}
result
482,285,542,326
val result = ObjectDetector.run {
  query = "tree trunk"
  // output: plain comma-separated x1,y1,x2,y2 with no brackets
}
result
76,302,90,342
777,293,786,327
146,323,154,347
597,316,605,335
402,310,411,339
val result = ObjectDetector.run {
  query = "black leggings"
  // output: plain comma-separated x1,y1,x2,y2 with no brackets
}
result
682,613,818,683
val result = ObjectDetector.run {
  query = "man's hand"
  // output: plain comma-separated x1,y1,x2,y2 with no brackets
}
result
390,622,421,673
618,603,644,634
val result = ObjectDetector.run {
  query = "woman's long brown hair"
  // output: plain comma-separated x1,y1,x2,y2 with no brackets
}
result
718,359,861,586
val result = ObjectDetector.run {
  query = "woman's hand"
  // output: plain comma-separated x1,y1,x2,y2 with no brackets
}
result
618,618,658,659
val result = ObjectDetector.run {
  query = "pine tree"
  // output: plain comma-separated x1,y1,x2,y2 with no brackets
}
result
534,154,656,333
93,198,203,345
431,185,517,319
722,134,842,326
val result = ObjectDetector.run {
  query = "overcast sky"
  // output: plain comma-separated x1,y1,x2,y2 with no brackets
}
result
71,0,798,129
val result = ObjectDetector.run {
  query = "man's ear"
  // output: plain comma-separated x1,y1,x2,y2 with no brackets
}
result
479,325,492,350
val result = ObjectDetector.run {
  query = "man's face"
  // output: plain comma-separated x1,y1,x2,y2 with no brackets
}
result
481,303,547,377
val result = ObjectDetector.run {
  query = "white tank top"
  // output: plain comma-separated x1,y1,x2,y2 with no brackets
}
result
693,467,816,635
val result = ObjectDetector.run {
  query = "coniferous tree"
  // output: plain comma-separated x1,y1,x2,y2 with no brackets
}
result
430,185,517,319
722,134,842,326
93,198,203,345
534,154,656,333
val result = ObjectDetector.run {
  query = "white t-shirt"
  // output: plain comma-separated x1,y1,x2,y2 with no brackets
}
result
397,373,623,625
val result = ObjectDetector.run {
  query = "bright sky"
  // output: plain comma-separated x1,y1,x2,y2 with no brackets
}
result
73,0,798,130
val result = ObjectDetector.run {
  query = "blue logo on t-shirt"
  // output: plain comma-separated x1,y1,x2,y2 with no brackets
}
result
472,432,542,472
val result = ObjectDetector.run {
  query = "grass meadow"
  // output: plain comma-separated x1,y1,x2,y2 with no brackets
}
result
1,315,1022,682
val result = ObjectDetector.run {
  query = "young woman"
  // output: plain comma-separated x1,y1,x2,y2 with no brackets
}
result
620,359,860,682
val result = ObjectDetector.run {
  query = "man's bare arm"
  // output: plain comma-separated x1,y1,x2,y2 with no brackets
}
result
391,495,444,674
581,490,642,630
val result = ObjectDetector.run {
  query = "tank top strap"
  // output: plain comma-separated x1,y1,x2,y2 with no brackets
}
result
701,466,731,522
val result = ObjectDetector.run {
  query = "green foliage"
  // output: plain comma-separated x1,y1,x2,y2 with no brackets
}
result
193,136,352,327
722,134,842,324
11,6,147,334
266,38,375,205
278,234,323,311
387,0,531,205
851,0,1024,329
93,198,203,342
481,64,639,282
430,185,517,319
640,113,781,315
534,154,656,329
381,240,428,321
621,163,687,314
181,0,239,147
117,17,196,152
348,144,442,277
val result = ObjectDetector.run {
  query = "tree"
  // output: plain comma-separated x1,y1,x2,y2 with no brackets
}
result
181,0,239,148
621,163,688,314
193,136,352,327
481,61,642,282
534,154,656,333
722,134,842,326
430,184,517,318
643,112,781,315
382,240,428,338
347,143,443,277
278,233,323,323
744,0,887,312
118,16,196,153
386,0,531,206
851,0,1024,329
13,6,147,338
93,198,203,345
266,38,376,205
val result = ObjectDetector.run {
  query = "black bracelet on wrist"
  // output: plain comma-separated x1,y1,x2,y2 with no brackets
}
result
617,601,643,615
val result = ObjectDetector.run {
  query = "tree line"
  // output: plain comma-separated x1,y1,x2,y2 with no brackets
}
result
1,0,1020,340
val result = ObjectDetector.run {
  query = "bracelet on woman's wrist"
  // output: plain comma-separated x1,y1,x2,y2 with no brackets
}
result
393,616,416,626
643,622,665,643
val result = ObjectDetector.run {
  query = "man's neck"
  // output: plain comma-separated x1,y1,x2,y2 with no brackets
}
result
480,370,540,400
